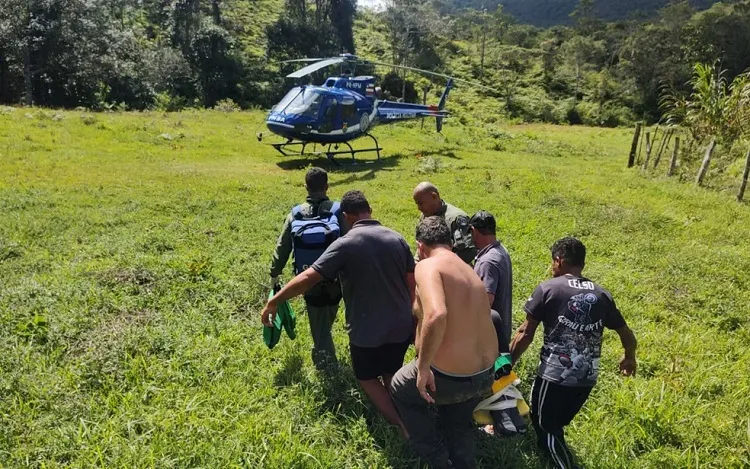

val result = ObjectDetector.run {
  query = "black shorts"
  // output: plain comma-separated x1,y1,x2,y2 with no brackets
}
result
349,340,411,381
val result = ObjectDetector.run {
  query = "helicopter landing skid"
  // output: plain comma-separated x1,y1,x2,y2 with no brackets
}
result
270,134,382,166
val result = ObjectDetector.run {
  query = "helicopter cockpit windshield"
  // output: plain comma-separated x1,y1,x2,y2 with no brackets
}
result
275,88,323,118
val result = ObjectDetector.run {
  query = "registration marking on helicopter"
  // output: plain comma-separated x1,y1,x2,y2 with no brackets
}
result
385,112,416,120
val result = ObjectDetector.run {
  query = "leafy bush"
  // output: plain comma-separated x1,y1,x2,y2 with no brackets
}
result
416,155,446,174
153,92,188,113
80,115,98,126
214,98,240,112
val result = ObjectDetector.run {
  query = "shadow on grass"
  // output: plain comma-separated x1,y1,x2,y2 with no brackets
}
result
273,351,310,388
314,365,420,467
476,430,548,468
275,153,403,173
276,354,544,468
414,148,462,160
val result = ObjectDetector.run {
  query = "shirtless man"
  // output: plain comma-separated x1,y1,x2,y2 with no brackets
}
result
390,216,498,469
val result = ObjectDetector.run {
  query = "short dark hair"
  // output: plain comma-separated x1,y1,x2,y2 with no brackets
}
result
341,190,371,215
470,211,496,236
551,237,586,267
305,167,328,193
416,216,452,246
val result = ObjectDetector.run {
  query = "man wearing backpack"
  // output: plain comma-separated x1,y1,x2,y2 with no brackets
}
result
269,167,346,371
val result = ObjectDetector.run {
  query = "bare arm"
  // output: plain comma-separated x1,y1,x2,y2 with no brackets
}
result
406,272,416,305
509,317,540,364
415,265,448,373
261,268,323,326
616,325,637,376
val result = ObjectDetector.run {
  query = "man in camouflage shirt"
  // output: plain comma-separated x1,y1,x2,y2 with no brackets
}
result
412,182,476,264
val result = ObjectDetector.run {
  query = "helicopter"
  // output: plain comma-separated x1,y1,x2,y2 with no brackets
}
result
256,54,490,165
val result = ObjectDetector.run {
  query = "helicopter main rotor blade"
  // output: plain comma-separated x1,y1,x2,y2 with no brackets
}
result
366,61,495,92
279,58,327,64
287,57,347,78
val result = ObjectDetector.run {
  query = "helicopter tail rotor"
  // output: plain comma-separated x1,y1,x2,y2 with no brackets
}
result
436,79,453,133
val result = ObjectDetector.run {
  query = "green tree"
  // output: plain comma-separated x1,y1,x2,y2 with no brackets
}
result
662,63,750,145
266,0,357,63
570,0,600,35
189,22,243,107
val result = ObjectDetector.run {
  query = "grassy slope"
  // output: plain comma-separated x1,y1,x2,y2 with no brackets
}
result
225,0,284,57
1,108,749,468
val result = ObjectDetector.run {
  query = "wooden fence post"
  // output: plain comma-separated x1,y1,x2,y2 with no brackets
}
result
696,139,716,186
667,137,680,177
637,124,646,164
738,149,750,202
652,129,667,167
628,123,642,168
642,132,652,169
654,129,673,169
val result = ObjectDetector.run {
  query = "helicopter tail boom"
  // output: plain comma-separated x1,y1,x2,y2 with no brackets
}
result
375,101,448,125
436,79,453,133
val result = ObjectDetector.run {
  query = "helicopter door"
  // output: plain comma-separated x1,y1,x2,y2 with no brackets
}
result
341,98,358,133
319,97,340,134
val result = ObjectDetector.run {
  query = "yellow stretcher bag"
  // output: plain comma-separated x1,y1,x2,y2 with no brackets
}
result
473,370,530,426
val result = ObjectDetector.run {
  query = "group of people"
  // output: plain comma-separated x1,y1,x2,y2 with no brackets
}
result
262,168,638,469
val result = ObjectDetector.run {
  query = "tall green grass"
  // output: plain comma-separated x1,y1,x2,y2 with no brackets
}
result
1,108,748,468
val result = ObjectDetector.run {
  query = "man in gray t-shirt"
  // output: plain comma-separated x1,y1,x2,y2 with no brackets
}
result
261,190,414,438
470,211,513,352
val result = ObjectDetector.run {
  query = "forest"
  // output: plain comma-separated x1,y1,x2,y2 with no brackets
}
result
1,0,749,130
449,0,720,26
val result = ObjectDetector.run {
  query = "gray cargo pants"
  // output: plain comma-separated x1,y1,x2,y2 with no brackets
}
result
305,302,338,370
390,360,494,469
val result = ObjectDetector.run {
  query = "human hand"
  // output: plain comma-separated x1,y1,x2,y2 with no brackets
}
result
270,276,280,290
416,367,436,404
261,302,277,327
619,357,637,377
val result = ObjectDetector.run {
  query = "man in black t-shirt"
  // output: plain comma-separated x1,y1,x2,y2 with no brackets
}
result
510,237,637,469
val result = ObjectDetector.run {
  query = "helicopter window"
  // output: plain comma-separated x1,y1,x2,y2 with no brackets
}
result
342,101,358,125
319,97,340,132
322,99,337,123
273,88,301,112
283,90,323,118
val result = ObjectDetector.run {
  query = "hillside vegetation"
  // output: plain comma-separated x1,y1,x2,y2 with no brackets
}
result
1,109,749,467
2,0,749,128
448,0,720,26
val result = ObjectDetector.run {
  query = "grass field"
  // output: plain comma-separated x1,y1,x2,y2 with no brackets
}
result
1,108,749,468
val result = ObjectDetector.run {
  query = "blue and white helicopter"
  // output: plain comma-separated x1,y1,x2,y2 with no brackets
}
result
257,54,490,165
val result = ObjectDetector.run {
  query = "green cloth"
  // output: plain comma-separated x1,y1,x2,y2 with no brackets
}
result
263,289,297,349
493,353,513,380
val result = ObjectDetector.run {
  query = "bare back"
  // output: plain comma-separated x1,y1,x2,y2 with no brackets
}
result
415,250,498,375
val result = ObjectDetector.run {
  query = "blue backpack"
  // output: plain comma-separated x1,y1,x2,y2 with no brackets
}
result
290,201,341,275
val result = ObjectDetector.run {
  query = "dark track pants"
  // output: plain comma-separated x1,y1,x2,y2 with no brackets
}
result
530,377,593,469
